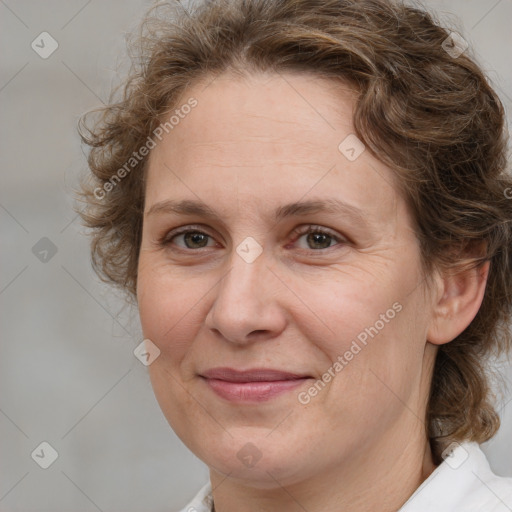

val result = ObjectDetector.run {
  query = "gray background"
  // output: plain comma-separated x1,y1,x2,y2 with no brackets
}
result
1,1,511,511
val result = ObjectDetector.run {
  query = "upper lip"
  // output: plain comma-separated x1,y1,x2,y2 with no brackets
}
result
201,367,310,382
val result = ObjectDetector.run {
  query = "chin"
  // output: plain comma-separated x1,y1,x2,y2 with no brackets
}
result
195,431,314,486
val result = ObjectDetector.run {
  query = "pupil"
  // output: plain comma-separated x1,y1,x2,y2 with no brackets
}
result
308,232,330,249
185,232,208,248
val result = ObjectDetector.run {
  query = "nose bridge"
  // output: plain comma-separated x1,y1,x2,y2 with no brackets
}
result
206,241,285,343
218,243,268,313
218,228,268,299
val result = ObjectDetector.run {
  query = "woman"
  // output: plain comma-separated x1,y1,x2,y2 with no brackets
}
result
78,0,512,510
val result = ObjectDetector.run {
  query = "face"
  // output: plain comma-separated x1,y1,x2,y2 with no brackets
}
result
137,71,437,487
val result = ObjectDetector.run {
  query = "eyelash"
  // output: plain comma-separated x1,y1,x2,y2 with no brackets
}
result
159,224,346,253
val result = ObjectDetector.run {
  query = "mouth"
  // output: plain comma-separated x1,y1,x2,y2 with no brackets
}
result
199,367,312,402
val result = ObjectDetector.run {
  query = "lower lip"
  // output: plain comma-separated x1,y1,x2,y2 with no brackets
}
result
203,378,309,402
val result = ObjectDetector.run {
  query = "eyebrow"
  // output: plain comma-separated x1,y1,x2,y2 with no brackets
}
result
146,198,369,228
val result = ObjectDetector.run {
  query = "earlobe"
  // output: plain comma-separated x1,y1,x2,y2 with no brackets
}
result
427,260,490,345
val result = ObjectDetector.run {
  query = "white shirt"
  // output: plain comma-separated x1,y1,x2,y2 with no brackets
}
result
177,442,512,512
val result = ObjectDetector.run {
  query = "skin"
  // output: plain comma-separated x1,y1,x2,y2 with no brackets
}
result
136,71,489,512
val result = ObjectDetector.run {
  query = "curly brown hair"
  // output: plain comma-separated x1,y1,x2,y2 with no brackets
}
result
77,0,512,460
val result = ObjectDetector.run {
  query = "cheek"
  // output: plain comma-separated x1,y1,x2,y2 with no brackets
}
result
292,265,426,403
290,267,405,359
137,260,200,361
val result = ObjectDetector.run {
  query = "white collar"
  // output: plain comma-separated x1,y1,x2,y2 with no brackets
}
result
400,441,512,511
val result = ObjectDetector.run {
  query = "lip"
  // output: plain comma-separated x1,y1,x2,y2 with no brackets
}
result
200,367,311,402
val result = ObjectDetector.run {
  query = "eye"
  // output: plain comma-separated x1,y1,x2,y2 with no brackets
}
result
291,225,346,251
160,226,217,250
159,224,347,253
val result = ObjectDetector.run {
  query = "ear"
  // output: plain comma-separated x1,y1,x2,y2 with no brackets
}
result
427,260,490,345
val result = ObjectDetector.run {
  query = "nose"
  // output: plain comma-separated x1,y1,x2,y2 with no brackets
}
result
204,246,287,345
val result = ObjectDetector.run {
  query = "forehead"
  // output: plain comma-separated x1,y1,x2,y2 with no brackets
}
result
145,71,406,230
162,71,356,161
